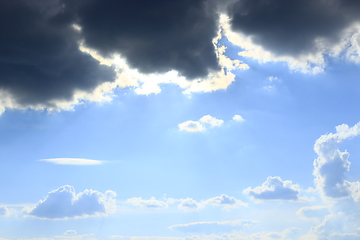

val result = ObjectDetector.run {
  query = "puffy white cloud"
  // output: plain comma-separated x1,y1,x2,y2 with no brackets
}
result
178,115,224,132
178,198,203,212
243,176,300,201
232,115,244,122
199,115,224,127
313,123,360,200
39,158,104,165
27,185,116,219
178,120,205,132
205,194,248,209
168,219,256,234
125,197,168,209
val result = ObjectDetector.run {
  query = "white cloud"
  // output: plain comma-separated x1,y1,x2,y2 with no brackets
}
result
243,176,300,201
205,194,248,209
168,219,256,234
199,115,224,127
0,206,9,216
296,206,330,221
178,120,205,132
178,115,225,132
178,198,203,212
232,115,244,122
27,185,116,219
313,123,360,200
125,197,168,209
39,158,104,165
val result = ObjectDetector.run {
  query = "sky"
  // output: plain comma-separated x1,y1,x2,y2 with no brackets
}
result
1,0,360,239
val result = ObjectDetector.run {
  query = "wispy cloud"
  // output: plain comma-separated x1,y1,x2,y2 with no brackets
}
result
40,158,104,165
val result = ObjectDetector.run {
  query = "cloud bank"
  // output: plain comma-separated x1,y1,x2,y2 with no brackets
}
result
27,185,116,219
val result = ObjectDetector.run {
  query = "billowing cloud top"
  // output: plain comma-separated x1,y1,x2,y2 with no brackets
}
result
243,176,300,201
27,185,116,219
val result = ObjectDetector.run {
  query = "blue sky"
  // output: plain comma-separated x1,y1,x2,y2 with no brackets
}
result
1,0,360,239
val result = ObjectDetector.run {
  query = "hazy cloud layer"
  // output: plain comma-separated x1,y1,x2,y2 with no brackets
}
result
313,123,360,200
28,185,116,219
0,207,9,216
169,220,256,234
243,176,300,201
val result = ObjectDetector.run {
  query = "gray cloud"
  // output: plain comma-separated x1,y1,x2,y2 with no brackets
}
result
73,0,220,79
243,176,300,201
28,185,116,219
0,0,116,109
227,0,360,57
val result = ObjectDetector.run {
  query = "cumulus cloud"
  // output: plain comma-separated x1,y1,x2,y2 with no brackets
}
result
199,115,224,127
0,0,116,114
224,0,360,73
243,176,300,201
0,0,249,115
313,123,360,200
178,198,203,212
39,158,104,165
125,197,168,209
178,120,205,132
178,115,224,132
168,220,256,234
27,185,116,219
232,115,244,122
205,194,247,209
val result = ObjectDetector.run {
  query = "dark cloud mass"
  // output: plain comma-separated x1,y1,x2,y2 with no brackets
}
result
74,0,220,79
228,0,360,56
0,0,116,107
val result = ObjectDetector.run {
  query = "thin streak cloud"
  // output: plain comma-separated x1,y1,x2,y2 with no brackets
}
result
40,158,104,165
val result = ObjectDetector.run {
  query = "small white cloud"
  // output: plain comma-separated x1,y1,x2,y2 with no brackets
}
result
232,114,244,122
178,198,202,212
178,115,224,132
243,176,300,201
27,185,116,219
199,115,224,127
205,194,248,209
125,197,168,209
178,120,205,132
40,158,104,165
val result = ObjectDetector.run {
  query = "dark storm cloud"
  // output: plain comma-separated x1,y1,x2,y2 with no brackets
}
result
0,0,116,107
73,0,220,79
227,0,360,57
